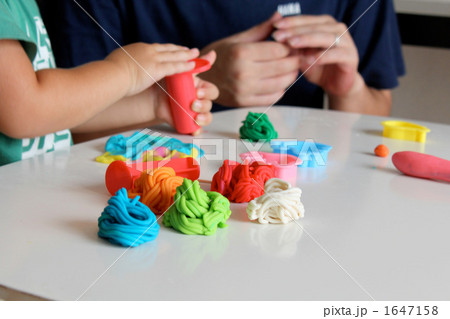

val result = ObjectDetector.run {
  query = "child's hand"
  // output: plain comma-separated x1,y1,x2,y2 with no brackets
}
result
105,43,200,96
152,76,219,135
149,50,219,135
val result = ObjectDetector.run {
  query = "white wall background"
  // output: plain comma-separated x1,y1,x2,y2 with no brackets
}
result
391,45,450,125
394,0,450,17
389,1,450,124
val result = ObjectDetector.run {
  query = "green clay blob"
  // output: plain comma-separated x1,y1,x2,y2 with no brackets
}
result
239,112,278,142
163,179,232,235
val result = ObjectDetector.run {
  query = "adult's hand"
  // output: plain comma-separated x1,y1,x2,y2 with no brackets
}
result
273,15,358,97
200,12,302,107
273,15,391,116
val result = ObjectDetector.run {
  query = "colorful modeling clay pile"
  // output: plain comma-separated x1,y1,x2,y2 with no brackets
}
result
239,112,278,142
98,188,159,247
163,179,232,235
247,178,305,224
211,160,275,203
128,167,184,215
97,111,308,248
96,131,203,163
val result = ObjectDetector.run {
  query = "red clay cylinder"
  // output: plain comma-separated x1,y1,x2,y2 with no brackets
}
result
165,58,211,134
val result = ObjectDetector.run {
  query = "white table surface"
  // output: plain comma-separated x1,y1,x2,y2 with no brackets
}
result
1,106,449,301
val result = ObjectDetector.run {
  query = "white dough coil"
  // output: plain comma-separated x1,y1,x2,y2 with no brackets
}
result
247,178,305,224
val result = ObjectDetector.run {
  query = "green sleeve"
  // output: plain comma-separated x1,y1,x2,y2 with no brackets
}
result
0,3,37,61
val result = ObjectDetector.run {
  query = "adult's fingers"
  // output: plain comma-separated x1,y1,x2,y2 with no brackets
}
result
274,14,336,29
234,70,298,102
257,71,299,95
273,22,349,43
253,54,302,78
308,47,357,67
233,11,282,43
230,41,291,61
286,31,344,49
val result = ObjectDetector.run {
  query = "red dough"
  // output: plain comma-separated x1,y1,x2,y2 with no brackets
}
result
211,160,275,203
392,151,450,182
211,160,238,196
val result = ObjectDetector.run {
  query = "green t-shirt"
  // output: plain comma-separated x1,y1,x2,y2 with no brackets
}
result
0,0,71,166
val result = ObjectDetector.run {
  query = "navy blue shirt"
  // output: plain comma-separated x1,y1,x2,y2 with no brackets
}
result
39,0,405,110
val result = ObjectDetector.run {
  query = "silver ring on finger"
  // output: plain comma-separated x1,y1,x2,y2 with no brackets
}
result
332,34,341,48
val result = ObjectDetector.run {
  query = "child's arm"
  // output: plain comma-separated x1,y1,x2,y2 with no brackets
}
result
71,51,218,136
71,75,218,135
0,39,200,138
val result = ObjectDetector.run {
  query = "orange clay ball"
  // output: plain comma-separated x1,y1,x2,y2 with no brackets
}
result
374,144,389,157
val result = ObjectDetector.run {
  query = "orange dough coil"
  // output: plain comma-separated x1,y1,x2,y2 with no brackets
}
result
128,167,184,214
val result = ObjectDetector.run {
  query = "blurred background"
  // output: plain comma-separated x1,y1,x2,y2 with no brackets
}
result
391,0,450,124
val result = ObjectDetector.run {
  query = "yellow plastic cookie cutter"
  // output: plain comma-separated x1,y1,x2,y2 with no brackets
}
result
381,120,430,143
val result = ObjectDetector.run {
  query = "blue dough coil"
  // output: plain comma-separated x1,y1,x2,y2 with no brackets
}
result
98,188,159,247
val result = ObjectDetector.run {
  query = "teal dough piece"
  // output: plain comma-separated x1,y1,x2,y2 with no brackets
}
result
98,188,159,247
105,131,204,160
